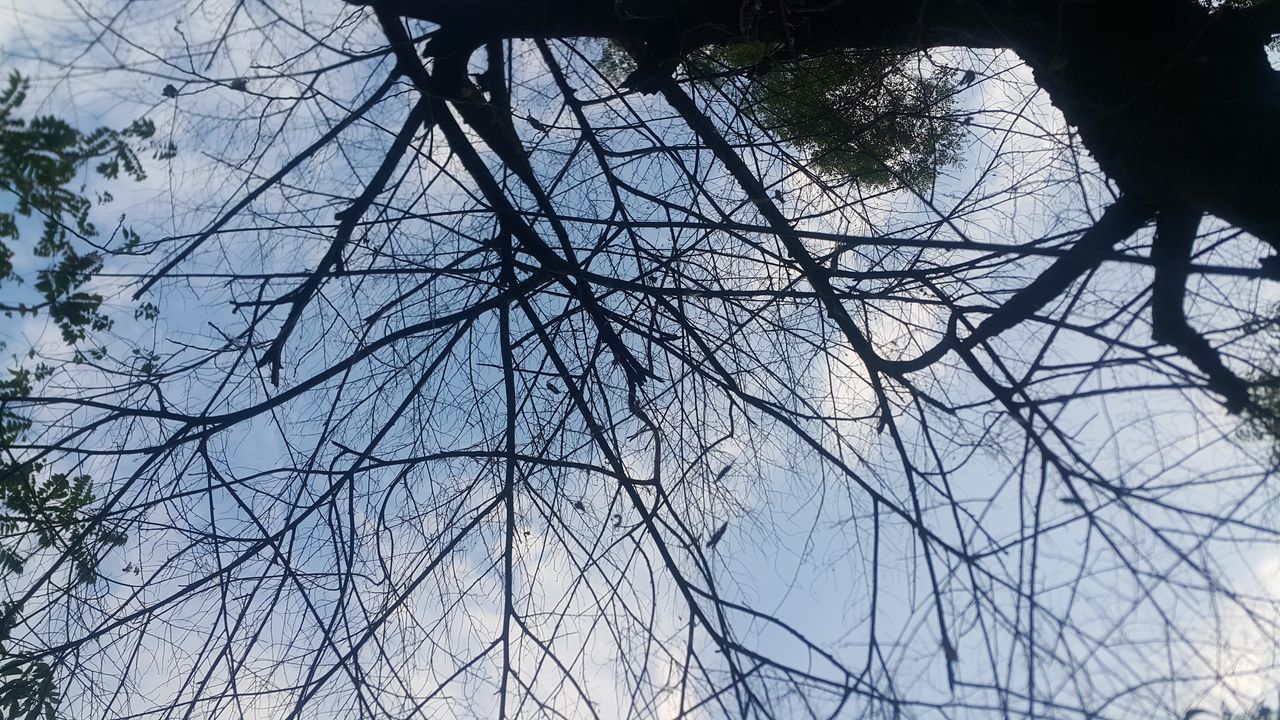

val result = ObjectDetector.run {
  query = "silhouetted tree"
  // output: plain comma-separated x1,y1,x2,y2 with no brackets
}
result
4,1,1280,718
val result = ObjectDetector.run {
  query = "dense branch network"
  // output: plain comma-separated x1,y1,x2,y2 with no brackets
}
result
2,1,1280,719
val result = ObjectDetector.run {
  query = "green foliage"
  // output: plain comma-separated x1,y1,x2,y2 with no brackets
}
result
1241,305,1280,463
0,621,59,720
0,362,127,720
597,40,636,85
0,643,58,720
0,68,143,585
1,361,127,577
0,71,151,720
0,360,125,720
0,70,157,344
601,43,965,188
1245,381,1280,464
695,45,964,187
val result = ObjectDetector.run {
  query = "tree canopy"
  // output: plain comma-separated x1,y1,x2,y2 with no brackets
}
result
3,1,1280,718
605,42,966,187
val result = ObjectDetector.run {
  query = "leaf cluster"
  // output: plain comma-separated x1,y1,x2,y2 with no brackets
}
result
0,635,58,720
0,365,126,720
0,366,125,582
601,42,966,188
0,70,157,343
0,72,147,720
689,45,965,188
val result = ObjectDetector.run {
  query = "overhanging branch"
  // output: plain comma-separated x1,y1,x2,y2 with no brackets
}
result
1151,207,1252,413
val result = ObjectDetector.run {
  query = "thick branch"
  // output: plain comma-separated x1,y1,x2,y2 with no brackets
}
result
362,0,1280,251
1151,207,1251,413
375,6,654,385
353,0,1007,49
258,96,433,384
886,196,1153,373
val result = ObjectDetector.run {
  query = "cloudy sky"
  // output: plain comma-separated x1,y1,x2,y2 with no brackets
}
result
3,2,1280,718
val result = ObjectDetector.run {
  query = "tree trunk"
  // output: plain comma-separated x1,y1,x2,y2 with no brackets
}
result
369,0,1280,250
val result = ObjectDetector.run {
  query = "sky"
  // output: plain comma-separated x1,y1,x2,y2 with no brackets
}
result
3,2,1280,719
